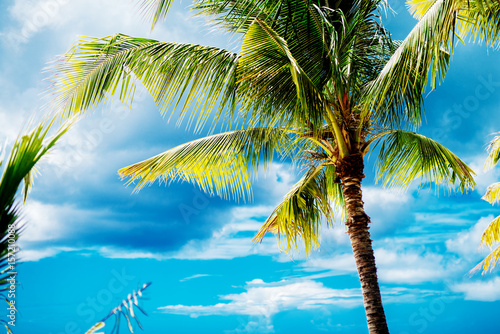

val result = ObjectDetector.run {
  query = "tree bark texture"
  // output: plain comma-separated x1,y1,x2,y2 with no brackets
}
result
337,153,390,334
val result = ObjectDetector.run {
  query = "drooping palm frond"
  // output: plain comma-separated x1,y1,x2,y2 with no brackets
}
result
483,182,500,205
374,130,476,192
0,117,73,333
48,34,238,131
237,18,325,130
85,283,151,334
254,164,343,255
485,134,500,170
473,214,500,273
473,244,500,273
365,0,456,129
137,0,174,29
409,0,500,45
119,127,295,200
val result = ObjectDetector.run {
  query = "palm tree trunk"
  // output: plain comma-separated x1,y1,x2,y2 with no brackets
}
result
337,153,389,334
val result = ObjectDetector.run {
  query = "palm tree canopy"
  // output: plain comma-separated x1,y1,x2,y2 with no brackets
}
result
47,0,476,254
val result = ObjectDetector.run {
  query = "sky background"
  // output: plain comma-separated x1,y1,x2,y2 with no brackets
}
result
1,1,500,333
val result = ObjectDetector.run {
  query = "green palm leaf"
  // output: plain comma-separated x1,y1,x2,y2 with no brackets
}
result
48,34,238,131
374,130,476,192
0,117,73,332
485,134,500,170
473,215,500,273
118,127,294,200
137,0,174,29
483,182,500,205
254,164,343,255
365,0,456,129
237,18,325,129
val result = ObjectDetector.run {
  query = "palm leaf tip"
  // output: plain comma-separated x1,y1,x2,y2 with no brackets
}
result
485,134,500,170
375,131,476,193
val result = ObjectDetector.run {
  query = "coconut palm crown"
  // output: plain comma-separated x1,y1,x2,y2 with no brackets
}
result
46,1,481,333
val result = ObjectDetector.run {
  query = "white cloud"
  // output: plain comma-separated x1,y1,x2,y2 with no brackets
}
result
375,248,448,284
158,278,363,319
180,274,211,282
23,200,80,242
20,246,77,261
446,215,494,261
451,276,500,301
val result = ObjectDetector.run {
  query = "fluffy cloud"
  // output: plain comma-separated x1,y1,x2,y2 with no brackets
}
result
451,276,500,301
159,278,363,318
446,215,493,261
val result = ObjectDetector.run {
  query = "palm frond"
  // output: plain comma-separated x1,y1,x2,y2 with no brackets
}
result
483,182,500,205
365,0,457,129
485,134,500,170
237,18,325,130
85,282,151,334
473,244,500,273
480,215,500,248
374,130,476,192
254,164,343,255
409,0,500,45
48,34,238,132
119,127,294,200
473,215,500,273
137,0,174,29
0,117,73,333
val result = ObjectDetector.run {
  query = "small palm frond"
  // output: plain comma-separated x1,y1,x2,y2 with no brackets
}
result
119,128,294,200
485,134,500,170
473,245,500,274
48,34,238,131
0,117,73,333
137,0,174,29
480,215,500,248
85,283,151,334
483,182,500,205
374,130,476,192
365,0,457,129
473,215,500,273
254,164,342,255
237,18,325,130
409,0,500,45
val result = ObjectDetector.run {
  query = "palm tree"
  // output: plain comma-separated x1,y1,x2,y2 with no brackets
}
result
46,1,477,333
0,117,71,333
474,134,500,273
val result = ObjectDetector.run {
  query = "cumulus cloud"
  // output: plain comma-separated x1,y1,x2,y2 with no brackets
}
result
159,278,363,318
451,276,500,301
446,215,494,261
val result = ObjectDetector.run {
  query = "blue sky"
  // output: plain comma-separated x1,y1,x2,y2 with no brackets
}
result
1,1,500,333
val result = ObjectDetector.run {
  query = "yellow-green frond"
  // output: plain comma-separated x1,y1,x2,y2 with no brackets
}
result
119,127,293,200
483,182,500,205
480,215,500,248
48,34,238,131
137,0,174,29
409,0,500,45
485,134,500,170
253,164,342,256
237,18,324,129
473,244,500,273
366,0,457,128
375,130,476,192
